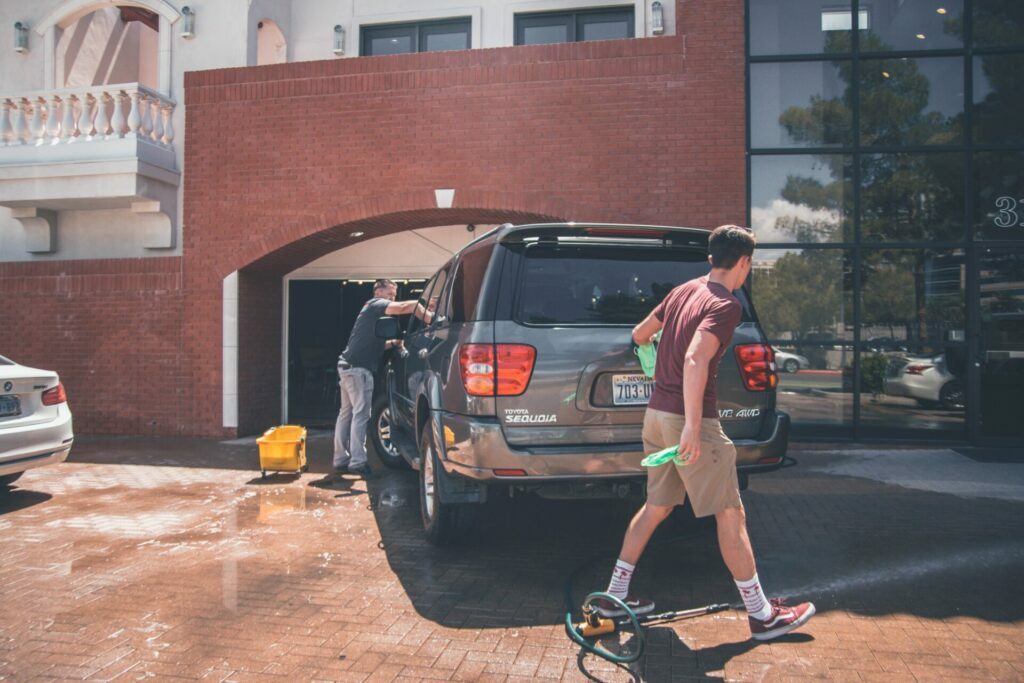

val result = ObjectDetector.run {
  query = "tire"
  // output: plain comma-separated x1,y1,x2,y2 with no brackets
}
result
371,395,408,469
419,427,478,546
939,381,965,411
784,359,799,374
0,472,24,489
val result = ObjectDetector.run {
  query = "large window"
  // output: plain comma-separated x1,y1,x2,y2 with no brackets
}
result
747,0,1023,437
514,7,634,46
360,18,471,56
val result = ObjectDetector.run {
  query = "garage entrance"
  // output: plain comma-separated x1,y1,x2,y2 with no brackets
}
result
286,278,426,426
281,224,492,426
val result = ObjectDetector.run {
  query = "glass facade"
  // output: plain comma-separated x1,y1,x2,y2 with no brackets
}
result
748,0,1024,439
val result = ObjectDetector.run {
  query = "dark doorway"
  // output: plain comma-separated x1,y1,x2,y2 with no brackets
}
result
287,279,426,427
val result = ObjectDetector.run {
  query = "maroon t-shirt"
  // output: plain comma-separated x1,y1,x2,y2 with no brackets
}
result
648,276,743,418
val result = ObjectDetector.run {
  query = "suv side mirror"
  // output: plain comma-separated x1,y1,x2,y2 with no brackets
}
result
375,316,401,339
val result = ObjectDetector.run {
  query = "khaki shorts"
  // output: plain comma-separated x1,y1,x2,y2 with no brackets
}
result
643,408,742,517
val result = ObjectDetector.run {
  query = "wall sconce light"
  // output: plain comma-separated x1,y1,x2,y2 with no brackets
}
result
333,25,345,55
181,6,195,39
651,1,665,34
14,21,29,53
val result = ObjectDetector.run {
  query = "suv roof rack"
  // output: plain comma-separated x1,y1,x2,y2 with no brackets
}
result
496,222,710,247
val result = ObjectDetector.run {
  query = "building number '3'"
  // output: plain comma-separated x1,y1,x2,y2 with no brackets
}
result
994,196,1024,228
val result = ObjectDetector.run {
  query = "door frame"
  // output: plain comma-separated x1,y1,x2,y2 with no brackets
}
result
968,242,1024,445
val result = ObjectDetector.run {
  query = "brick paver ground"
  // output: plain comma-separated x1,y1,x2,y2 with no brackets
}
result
1,435,1022,682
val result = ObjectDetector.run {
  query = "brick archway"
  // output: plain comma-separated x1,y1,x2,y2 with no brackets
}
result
228,189,599,277
224,195,593,436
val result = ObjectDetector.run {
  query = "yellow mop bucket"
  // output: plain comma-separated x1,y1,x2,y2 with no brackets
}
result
257,425,307,478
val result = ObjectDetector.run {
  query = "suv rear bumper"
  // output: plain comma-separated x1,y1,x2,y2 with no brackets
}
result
439,411,790,482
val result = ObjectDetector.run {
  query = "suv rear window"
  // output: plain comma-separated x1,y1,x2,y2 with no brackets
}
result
515,243,752,325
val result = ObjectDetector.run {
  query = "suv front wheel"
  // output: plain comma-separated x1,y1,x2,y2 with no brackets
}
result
419,427,477,545
371,395,407,469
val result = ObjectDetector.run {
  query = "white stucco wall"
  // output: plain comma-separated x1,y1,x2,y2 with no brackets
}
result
0,0,671,264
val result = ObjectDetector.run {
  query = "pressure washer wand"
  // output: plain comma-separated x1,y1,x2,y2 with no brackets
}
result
628,602,732,625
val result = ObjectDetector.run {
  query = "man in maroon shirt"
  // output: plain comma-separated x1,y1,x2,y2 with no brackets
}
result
593,225,815,642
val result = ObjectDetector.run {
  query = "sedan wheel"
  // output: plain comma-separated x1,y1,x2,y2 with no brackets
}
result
784,359,799,373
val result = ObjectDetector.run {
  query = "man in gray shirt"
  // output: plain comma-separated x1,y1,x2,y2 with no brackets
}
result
334,279,425,479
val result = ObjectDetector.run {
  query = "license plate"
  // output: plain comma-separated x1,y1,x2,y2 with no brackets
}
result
612,374,653,406
0,395,20,418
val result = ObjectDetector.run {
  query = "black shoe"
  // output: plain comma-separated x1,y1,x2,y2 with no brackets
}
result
347,465,373,479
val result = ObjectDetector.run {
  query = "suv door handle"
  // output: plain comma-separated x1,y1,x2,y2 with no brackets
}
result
418,349,429,360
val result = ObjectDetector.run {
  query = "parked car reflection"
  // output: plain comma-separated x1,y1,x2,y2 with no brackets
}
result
883,354,965,411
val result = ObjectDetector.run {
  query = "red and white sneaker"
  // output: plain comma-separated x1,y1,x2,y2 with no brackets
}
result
749,598,816,641
591,595,656,619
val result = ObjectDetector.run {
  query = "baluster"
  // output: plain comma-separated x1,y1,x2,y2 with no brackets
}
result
139,93,153,140
0,100,11,146
94,91,110,138
110,90,126,138
60,95,75,142
161,105,174,145
151,99,164,144
11,99,27,145
47,95,61,142
77,93,93,139
30,97,43,145
126,90,141,137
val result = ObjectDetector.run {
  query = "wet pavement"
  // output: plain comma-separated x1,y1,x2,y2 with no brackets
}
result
1,434,1023,682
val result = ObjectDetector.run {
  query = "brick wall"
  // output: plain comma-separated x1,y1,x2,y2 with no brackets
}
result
0,258,186,435
1,0,746,437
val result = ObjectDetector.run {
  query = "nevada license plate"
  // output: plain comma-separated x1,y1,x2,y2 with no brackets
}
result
0,395,20,418
612,374,653,406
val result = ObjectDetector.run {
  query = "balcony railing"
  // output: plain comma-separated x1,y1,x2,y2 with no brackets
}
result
0,83,175,149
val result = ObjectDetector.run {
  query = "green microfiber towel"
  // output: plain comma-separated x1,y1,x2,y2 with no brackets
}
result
640,444,691,468
634,330,661,379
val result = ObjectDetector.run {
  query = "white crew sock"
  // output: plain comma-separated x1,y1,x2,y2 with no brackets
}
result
606,559,635,599
735,573,773,621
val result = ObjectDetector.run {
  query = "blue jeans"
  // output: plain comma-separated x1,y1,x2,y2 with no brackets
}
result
333,367,374,470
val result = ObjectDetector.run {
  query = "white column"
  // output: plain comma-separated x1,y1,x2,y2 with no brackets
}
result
0,101,11,146
76,93,93,139
126,91,141,137
158,15,172,98
94,91,110,138
110,90,125,138
161,105,174,145
47,95,61,141
60,96,74,142
151,99,164,144
11,99,26,145
139,94,153,139
30,98,43,145
44,26,56,90
223,271,239,429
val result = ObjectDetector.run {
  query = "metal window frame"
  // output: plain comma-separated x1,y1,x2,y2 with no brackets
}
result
745,0,1024,442
360,17,472,56
513,6,635,45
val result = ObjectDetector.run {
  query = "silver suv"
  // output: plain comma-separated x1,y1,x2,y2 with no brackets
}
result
372,223,790,544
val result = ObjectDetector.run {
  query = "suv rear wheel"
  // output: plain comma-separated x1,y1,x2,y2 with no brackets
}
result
419,428,477,545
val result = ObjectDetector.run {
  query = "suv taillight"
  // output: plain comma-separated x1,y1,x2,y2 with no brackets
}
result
42,382,67,406
459,344,536,397
735,345,777,392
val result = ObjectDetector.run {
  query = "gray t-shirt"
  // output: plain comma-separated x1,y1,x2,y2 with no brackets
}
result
340,298,391,373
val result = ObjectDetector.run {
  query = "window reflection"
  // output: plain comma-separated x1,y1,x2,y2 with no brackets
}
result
749,0,854,55
860,0,964,52
972,53,1024,145
859,57,964,146
774,345,853,427
752,249,853,340
973,0,1024,47
860,249,966,355
973,152,1024,241
860,153,966,242
751,155,853,243
750,61,852,148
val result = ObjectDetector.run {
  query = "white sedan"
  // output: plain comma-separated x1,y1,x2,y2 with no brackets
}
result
0,355,74,490
773,348,811,373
